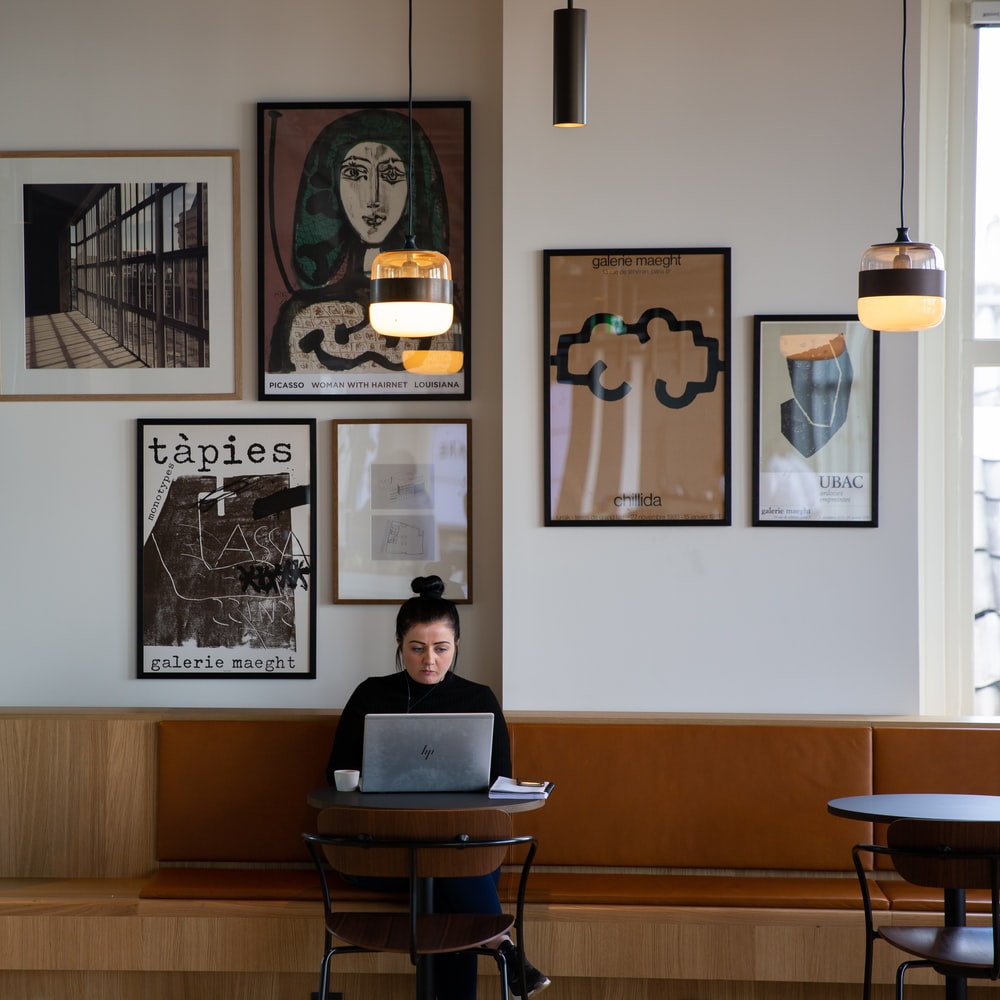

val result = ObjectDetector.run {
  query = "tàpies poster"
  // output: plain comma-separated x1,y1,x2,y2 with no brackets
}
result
137,418,316,677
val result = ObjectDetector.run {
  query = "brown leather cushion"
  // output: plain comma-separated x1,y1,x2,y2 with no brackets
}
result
509,722,873,870
499,871,886,909
156,719,337,863
874,727,1000,795
877,880,993,913
871,727,1000,869
139,866,407,901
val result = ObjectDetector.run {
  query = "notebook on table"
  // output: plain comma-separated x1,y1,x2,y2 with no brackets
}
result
359,712,494,793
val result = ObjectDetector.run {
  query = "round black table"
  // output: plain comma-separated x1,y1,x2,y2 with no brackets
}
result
308,786,546,812
828,792,1000,824
828,792,1000,1000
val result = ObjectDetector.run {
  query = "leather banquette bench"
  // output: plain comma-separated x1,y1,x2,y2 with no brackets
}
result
4,711,1000,998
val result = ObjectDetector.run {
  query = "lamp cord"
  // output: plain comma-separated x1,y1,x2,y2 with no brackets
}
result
898,0,907,234
405,0,416,250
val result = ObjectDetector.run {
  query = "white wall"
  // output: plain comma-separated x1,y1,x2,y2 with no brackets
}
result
0,0,503,708
501,0,922,713
0,0,924,715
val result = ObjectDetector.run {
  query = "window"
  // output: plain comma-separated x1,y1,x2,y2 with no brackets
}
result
970,28,1000,712
920,5,998,716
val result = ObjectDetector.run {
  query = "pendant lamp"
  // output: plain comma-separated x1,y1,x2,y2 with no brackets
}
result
553,0,587,127
857,0,945,332
369,0,454,339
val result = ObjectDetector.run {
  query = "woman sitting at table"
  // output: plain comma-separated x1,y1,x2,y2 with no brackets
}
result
326,574,550,1000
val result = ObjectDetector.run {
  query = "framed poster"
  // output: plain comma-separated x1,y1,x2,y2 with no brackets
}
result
137,419,316,678
334,419,470,603
752,315,879,526
258,101,471,401
0,150,240,400
544,247,731,525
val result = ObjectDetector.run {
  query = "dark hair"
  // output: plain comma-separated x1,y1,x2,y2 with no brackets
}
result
292,108,450,290
394,575,461,671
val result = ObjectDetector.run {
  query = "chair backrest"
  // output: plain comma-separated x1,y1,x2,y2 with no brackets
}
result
887,819,1000,890
316,807,513,880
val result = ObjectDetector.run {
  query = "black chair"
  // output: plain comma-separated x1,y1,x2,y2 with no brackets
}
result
303,806,537,1000
852,818,1000,1000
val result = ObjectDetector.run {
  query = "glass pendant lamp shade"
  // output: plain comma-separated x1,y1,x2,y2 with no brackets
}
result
855,0,945,332
857,227,946,332
402,349,464,374
367,0,458,348
369,245,454,337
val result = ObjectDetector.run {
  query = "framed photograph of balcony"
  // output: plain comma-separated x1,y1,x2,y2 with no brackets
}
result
0,150,240,400
137,418,316,678
257,101,470,401
334,419,471,603
752,314,879,526
544,247,731,525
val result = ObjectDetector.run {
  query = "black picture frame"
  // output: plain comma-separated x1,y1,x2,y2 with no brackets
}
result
544,247,731,525
257,101,471,402
752,314,879,527
137,418,317,677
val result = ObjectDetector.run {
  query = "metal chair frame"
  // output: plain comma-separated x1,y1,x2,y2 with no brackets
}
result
852,819,1000,1000
303,807,537,1000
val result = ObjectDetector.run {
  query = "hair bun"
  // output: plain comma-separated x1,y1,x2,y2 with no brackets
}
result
411,575,446,600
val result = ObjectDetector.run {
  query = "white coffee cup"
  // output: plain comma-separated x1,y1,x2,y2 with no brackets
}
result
334,768,361,792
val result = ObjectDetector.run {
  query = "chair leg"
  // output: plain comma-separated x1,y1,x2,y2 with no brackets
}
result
493,947,509,1000
897,960,933,1000
862,932,874,1000
319,950,333,1000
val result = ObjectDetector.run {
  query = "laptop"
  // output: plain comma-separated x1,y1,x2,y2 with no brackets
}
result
359,712,494,793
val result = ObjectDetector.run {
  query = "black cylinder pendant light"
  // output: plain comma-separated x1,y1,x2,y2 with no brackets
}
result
553,1,587,127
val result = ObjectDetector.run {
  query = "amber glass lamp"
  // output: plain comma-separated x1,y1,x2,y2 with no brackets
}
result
856,0,945,332
368,0,455,339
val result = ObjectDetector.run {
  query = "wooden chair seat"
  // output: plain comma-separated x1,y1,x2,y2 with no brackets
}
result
329,910,514,955
880,926,996,973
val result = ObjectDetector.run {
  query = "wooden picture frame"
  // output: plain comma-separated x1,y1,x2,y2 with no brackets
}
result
137,418,316,677
258,101,471,401
0,150,240,400
752,315,879,526
544,247,731,525
334,419,471,603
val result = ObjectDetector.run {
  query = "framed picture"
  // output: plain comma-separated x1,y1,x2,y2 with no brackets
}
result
544,247,731,525
334,419,471,603
0,150,240,400
257,101,471,401
137,418,316,678
752,315,879,526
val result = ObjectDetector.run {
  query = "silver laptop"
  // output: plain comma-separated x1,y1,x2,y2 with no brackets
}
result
359,712,494,793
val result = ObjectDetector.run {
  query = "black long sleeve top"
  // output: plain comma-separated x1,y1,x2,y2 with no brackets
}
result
325,670,512,785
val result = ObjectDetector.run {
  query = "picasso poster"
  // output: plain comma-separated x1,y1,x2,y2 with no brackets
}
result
137,419,316,677
257,102,470,401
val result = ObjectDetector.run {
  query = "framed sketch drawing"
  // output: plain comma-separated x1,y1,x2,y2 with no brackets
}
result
137,419,316,677
334,419,471,603
752,315,879,526
0,150,240,400
544,247,731,525
258,101,471,401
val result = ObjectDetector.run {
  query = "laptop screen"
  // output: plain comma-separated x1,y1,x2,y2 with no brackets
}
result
359,712,494,793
